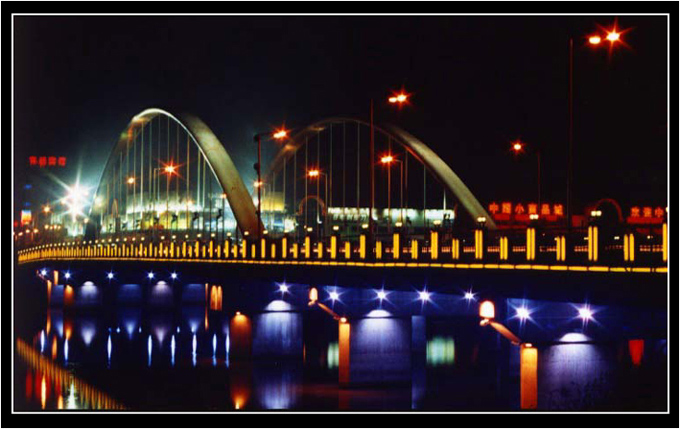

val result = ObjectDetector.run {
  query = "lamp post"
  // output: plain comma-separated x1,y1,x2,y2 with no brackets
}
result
568,23,625,228
380,155,404,230
253,128,289,239
307,169,328,237
511,141,541,209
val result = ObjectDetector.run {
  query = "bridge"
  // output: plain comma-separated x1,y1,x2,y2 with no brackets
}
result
16,108,667,280
14,108,668,408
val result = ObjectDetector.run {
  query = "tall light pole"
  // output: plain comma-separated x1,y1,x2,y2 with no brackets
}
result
308,169,328,237
511,140,541,209
568,23,625,228
253,128,288,239
380,155,404,227
164,165,176,230
127,177,136,230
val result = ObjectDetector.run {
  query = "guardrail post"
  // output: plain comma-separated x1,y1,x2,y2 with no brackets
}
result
430,230,439,260
411,238,419,260
330,235,337,260
526,228,535,261
475,229,484,260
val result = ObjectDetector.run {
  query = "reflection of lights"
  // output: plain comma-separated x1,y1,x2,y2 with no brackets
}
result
327,342,339,369
213,333,217,356
147,335,152,366
40,330,45,353
427,337,455,366
64,339,69,361
192,334,197,367
171,335,176,366
107,334,112,363
41,375,47,409
66,382,78,409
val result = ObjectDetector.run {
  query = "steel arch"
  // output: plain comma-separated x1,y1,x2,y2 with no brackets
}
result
92,108,261,235
264,117,496,229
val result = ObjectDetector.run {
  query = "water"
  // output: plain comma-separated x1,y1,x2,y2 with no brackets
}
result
13,269,667,411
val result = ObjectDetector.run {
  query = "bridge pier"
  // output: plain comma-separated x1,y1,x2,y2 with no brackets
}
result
339,314,413,386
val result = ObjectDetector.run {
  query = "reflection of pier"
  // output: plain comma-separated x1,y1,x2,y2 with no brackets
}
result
20,264,666,411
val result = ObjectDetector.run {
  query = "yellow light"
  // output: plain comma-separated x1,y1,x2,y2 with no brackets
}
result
308,287,318,303
127,177,135,184
388,96,398,103
253,181,263,188
43,205,51,213
308,169,319,178
512,141,523,152
273,129,288,139
480,300,495,319
589,35,602,45
396,94,407,102
606,31,620,42
164,165,176,174
340,317,347,323
380,155,394,164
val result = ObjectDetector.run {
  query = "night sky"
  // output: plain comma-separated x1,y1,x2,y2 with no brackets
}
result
13,15,668,212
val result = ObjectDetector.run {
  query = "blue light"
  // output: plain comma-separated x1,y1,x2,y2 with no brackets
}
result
170,272,178,280
464,290,475,300
377,290,387,300
147,272,154,280
578,306,593,321
107,272,114,280
329,291,339,301
419,290,430,302
516,307,530,320
279,283,289,293
64,271,71,280
40,269,48,276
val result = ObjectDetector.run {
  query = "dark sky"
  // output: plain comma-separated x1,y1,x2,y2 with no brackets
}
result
13,15,668,211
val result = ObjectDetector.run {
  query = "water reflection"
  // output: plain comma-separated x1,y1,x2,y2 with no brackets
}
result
426,337,455,367
14,278,667,411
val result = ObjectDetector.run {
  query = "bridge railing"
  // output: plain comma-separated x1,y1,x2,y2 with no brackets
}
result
17,224,668,271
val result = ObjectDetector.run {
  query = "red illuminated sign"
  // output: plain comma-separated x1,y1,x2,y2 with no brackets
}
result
489,201,565,223
28,156,67,168
627,206,665,225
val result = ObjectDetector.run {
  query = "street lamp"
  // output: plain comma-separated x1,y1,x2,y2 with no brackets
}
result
511,140,542,209
380,154,404,227
307,169,328,236
253,127,289,238
568,22,628,229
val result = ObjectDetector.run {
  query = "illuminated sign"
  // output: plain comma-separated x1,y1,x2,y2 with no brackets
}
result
627,206,665,225
28,156,67,168
488,202,564,223
20,210,32,226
